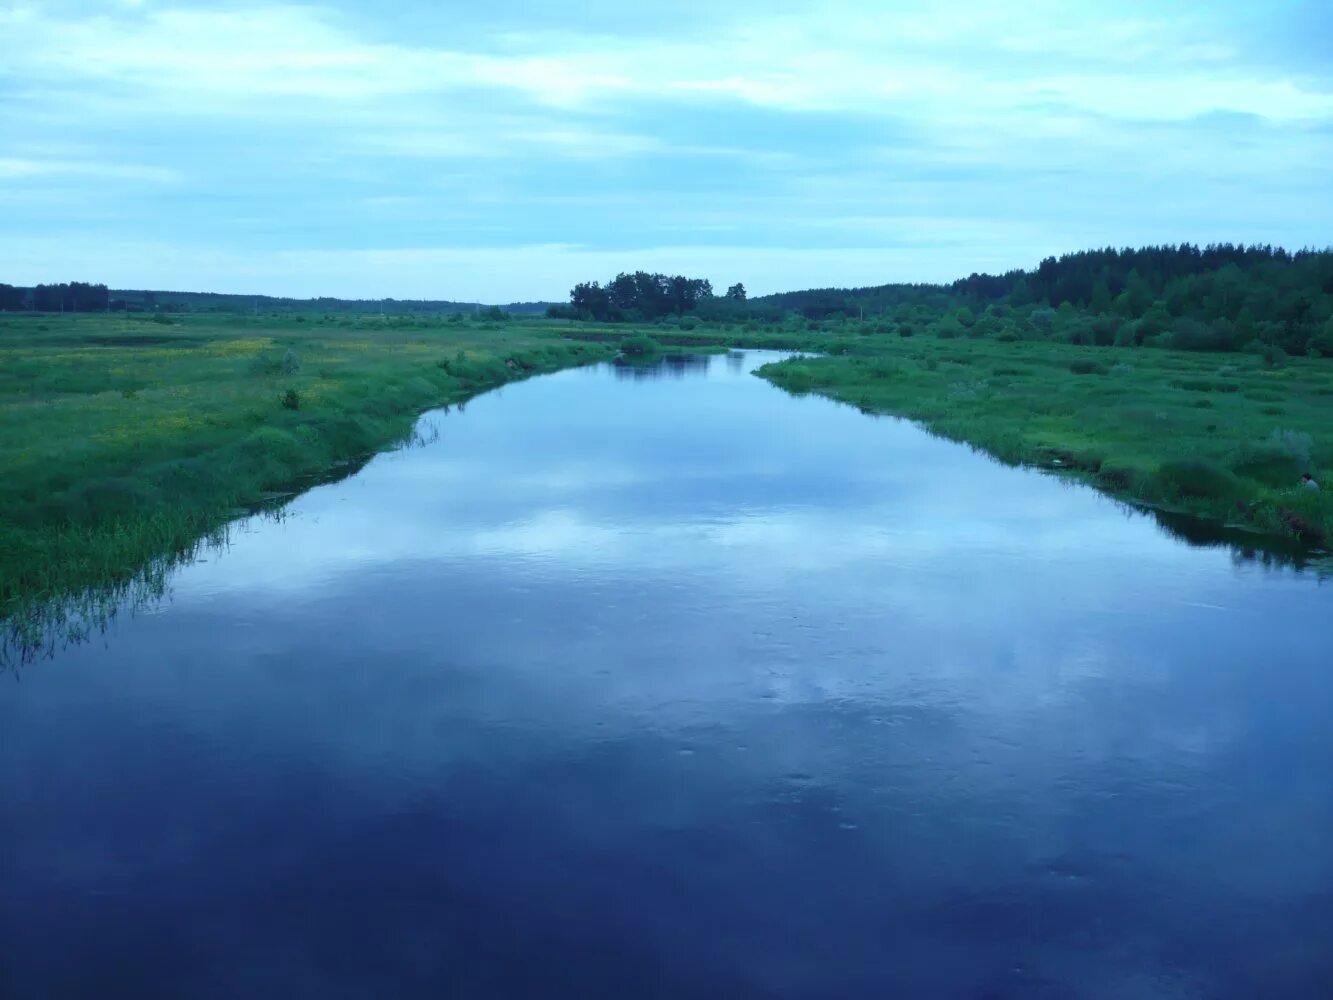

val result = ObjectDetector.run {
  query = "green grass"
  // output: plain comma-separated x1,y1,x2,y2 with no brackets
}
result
748,335,1333,545
0,312,612,628
9,310,1333,651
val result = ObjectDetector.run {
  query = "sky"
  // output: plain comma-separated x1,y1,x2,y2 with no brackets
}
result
1,0,1331,302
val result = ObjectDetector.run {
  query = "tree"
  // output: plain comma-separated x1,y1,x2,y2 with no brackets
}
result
0,283,25,311
726,282,747,301
570,281,611,321
568,272,712,321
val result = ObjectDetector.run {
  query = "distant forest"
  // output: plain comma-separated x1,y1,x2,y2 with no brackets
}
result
558,245,1333,357
0,284,557,316
7,243,1333,357
550,271,745,322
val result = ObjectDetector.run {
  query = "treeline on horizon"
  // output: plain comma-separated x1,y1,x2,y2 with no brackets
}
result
548,272,747,322
0,284,557,316
557,244,1333,358
7,243,1333,358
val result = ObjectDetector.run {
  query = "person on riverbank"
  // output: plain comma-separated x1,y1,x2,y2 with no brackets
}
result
1301,473,1319,490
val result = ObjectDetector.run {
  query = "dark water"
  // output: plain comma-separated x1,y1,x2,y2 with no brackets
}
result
4,351,1332,999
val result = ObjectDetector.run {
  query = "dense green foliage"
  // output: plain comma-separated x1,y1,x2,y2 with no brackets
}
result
557,245,1333,358
557,271,715,322
619,334,663,357
0,282,112,312
748,244,1333,358
0,313,611,625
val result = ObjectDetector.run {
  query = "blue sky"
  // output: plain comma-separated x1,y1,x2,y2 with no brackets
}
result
1,0,1331,301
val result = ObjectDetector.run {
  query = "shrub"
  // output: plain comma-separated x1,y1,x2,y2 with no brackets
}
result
1113,323,1139,347
1268,428,1313,467
1230,443,1303,486
866,359,900,379
1069,359,1108,375
1029,307,1056,333
1305,331,1333,358
1260,343,1287,368
1064,321,1096,347
1171,378,1239,393
620,334,661,357
60,477,162,524
1090,316,1119,346
1170,318,1238,352
1157,459,1243,500
1097,465,1138,491
281,388,301,410
438,350,506,385
280,349,301,375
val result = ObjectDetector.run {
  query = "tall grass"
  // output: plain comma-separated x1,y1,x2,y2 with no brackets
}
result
755,336,1333,546
0,314,612,631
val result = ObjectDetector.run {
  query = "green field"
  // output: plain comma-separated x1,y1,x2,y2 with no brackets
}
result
5,312,1333,648
0,313,612,633
752,335,1333,546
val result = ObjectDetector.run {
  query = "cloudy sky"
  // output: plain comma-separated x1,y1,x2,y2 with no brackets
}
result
1,0,1330,301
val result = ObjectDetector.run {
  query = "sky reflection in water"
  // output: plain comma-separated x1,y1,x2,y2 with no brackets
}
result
3,351,1331,998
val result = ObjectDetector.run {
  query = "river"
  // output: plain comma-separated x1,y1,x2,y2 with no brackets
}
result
3,350,1331,998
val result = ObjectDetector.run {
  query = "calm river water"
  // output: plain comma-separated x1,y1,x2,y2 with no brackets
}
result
3,351,1331,998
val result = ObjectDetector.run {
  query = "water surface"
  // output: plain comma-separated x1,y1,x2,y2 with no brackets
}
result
4,351,1331,998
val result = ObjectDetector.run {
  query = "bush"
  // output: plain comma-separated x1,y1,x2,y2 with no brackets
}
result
1064,321,1096,347
1112,322,1139,347
1171,378,1239,393
1170,317,1237,352
438,350,506,385
620,334,661,357
1157,459,1243,500
60,477,162,524
1029,307,1056,333
1305,331,1333,358
1269,428,1314,467
1260,343,1287,368
1097,465,1139,492
281,388,301,410
1230,444,1303,486
1069,359,1108,375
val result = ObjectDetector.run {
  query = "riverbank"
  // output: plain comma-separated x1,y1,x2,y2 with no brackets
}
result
1,313,612,623
752,337,1333,546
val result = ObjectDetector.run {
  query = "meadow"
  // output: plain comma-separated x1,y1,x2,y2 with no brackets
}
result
0,312,611,629
6,310,1333,648
749,334,1333,546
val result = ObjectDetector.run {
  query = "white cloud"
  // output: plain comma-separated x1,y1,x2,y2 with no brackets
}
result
0,157,181,183
0,2,1329,296
4,2,1330,124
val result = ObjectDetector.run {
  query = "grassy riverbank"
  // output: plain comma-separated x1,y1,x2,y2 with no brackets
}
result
1,313,611,621
754,336,1333,545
